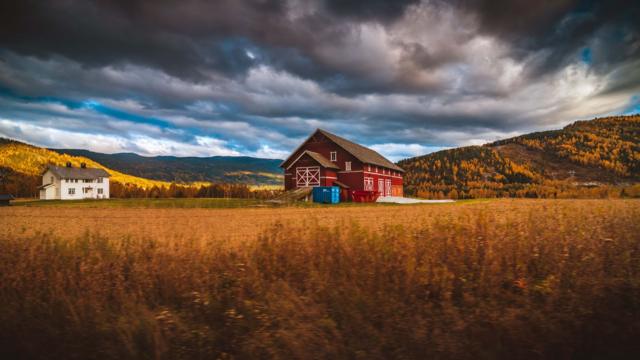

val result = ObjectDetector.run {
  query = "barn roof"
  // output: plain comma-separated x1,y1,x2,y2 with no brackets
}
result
286,150,340,170
316,129,404,172
45,165,111,179
281,129,405,172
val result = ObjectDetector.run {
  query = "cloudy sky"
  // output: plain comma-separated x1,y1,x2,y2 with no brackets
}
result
0,0,639,161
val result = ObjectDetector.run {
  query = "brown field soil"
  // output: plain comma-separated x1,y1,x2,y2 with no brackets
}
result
1,199,639,359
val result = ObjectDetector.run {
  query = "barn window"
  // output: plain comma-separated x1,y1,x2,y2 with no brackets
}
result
97,177,103,183
98,188,104,194
345,161,351,171
68,188,75,195
330,151,337,161
364,177,373,191
367,164,371,172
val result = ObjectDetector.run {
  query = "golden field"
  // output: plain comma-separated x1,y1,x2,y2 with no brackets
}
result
1,199,640,359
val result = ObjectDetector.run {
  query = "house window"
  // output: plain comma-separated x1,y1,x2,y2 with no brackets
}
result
97,178,103,183
345,161,351,171
83,187,92,194
330,151,337,161
68,188,75,195
50,176,54,183
364,177,373,191
367,165,371,172
98,188,103,195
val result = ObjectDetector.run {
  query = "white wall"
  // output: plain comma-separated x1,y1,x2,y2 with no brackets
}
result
41,170,61,200
40,171,110,200
60,177,110,200
39,186,56,200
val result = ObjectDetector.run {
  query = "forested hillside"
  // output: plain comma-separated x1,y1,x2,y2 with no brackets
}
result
0,138,172,190
52,149,283,185
0,139,278,198
399,115,640,199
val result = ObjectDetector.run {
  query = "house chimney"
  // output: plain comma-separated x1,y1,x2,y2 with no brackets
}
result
80,163,86,168
66,162,72,168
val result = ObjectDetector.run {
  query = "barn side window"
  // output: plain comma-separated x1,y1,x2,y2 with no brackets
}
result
345,161,351,171
367,165,371,172
68,188,75,195
364,177,373,191
330,151,337,161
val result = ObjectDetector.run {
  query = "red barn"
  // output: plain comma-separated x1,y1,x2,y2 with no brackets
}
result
280,129,404,199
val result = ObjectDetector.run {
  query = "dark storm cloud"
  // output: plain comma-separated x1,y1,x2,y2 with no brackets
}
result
323,0,420,22
450,0,640,76
1,0,638,94
0,0,298,80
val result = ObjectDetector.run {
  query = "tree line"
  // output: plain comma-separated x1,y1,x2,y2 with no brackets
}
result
0,167,281,199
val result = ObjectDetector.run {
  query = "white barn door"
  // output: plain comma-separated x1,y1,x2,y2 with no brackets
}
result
296,167,320,187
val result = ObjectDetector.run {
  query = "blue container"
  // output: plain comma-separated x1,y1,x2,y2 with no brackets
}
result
312,186,340,204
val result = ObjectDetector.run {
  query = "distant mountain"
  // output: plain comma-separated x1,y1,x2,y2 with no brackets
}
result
398,115,640,198
50,149,283,185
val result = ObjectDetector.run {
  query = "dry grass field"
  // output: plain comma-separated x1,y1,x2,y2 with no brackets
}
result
1,199,639,359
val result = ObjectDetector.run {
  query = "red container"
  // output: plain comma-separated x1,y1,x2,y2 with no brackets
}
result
351,190,381,203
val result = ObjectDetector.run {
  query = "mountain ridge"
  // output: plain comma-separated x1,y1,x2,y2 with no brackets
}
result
50,148,283,185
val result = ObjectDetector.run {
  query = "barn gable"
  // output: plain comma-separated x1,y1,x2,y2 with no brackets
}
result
280,129,404,172
285,150,339,170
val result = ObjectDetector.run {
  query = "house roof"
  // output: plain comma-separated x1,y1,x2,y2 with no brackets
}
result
286,150,340,170
281,129,404,172
45,165,111,179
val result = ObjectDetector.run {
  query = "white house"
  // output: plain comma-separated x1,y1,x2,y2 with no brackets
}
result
39,163,111,200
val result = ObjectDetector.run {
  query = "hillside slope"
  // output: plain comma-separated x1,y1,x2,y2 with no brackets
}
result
398,115,640,198
0,138,173,192
51,149,283,185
